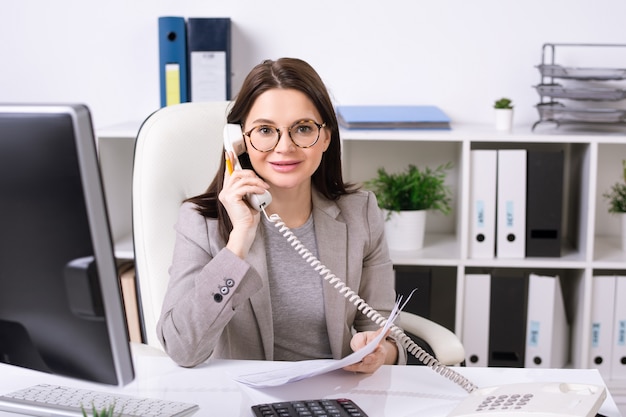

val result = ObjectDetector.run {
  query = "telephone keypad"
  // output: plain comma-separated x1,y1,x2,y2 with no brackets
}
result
476,392,534,411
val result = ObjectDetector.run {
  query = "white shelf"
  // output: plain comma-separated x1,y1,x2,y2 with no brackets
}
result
97,121,143,140
97,124,139,258
340,123,624,143
113,233,135,260
389,233,459,266
340,123,626,388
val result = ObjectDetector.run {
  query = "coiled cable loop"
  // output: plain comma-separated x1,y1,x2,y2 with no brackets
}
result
262,209,478,393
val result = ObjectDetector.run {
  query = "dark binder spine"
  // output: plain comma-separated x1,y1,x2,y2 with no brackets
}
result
395,266,432,319
488,271,529,367
186,17,232,101
525,150,564,257
394,266,432,365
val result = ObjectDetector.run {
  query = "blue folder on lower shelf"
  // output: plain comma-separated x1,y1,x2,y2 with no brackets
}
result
336,105,451,129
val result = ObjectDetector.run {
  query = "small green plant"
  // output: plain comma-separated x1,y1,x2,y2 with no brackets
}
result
364,163,453,215
81,403,119,417
494,97,513,109
603,160,626,213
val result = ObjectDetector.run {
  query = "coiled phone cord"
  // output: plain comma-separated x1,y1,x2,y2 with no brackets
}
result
262,208,478,394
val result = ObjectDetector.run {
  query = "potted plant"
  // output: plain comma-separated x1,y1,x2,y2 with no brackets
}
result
364,163,453,251
494,97,514,132
81,404,120,417
602,159,626,250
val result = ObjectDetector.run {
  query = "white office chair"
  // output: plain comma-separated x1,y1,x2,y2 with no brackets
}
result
132,101,465,366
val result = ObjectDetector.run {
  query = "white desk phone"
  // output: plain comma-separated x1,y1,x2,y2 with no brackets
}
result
223,124,608,417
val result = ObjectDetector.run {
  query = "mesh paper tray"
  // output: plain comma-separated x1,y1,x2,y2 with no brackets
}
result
537,64,626,80
535,84,626,101
536,103,626,123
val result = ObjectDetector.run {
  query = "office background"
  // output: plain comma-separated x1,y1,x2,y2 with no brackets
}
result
4,0,626,129
3,3,626,413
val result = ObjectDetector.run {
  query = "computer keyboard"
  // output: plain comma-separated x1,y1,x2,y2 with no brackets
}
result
0,383,199,417
251,398,369,416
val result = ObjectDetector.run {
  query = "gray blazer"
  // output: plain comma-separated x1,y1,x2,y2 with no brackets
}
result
157,189,407,367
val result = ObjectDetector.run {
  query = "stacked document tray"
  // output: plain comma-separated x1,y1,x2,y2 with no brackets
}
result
536,64,626,81
532,43,626,131
537,103,626,124
535,84,626,102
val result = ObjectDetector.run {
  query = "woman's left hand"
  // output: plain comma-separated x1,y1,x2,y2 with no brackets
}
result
343,328,398,374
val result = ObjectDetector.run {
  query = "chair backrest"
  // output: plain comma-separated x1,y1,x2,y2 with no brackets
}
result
132,101,230,348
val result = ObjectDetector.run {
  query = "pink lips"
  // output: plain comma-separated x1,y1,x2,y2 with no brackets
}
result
270,161,300,173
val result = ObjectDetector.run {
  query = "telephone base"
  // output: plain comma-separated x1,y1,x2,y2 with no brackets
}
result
446,382,607,417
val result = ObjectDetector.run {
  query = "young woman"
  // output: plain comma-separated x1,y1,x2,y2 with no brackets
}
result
157,58,406,373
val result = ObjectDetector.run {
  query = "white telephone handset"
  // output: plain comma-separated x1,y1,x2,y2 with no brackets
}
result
223,124,272,211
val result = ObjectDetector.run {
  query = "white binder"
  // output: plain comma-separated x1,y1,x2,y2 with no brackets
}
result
589,276,616,379
496,149,527,259
462,274,491,367
611,275,626,380
524,273,569,368
469,150,497,259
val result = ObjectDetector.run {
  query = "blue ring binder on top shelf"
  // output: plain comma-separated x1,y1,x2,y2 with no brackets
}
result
158,17,189,107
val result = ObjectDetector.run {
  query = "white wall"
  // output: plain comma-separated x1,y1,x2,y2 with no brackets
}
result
3,0,626,128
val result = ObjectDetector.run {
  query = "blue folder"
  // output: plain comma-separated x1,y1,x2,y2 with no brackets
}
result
158,16,189,107
336,105,451,129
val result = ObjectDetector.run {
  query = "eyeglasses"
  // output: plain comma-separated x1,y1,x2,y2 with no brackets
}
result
243,120,326,152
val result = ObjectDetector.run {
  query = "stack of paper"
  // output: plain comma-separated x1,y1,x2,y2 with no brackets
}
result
235,300,401,388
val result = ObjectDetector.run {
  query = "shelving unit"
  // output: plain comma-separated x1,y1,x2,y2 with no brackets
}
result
339,124,626,406
96,121,141,260
96,122,626,409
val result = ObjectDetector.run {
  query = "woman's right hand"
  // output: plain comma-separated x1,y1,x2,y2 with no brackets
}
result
219,153,270,258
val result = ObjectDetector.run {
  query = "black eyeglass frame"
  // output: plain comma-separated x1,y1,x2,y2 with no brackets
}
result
243,120,327,152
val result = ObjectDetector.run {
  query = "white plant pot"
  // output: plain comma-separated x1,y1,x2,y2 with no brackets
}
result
383,209,426,251
495,108,513,132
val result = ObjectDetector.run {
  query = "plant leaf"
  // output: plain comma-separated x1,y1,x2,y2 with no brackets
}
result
363,163,452,214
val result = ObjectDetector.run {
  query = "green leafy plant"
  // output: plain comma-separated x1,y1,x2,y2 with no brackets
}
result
494,97,513,109
603,160,626,213
364,163,453,215
81,403,119,417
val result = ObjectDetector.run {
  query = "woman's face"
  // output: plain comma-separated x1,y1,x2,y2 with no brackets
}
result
243,88,330,193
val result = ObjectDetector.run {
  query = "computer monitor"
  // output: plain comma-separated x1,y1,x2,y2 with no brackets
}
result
0,104,134,386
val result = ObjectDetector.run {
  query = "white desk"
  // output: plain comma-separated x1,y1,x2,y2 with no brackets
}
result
0,344,621,417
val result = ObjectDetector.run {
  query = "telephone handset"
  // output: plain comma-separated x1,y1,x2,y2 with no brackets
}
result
223,124,272,211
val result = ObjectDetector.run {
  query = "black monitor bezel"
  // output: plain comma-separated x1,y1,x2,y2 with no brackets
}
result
0,103,134,386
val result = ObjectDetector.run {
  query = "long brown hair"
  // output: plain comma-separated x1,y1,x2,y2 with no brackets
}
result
186,57,356,241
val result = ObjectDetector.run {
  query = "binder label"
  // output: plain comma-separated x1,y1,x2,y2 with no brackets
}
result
506,201,514,227
165,63,181,106
619,320,626,346
476,201,485,228
190,51,227,101
592,323,601,347
528,321,540,347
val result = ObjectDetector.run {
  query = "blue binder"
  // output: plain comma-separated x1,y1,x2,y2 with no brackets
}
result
336,105,451,129
187,18,231,101
158,16,189,107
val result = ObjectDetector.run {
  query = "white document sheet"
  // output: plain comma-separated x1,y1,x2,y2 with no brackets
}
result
235,301,401,388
